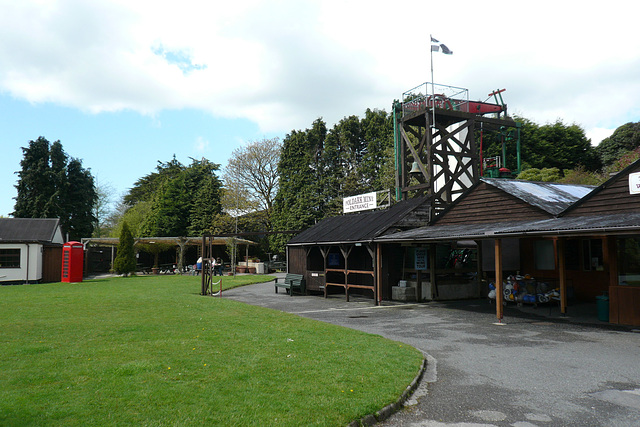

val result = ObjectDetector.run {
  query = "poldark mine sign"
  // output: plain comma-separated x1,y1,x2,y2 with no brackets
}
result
343,192,377,213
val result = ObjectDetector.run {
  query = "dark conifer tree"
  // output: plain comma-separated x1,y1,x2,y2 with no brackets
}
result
13,137,97,240
113,221,136,276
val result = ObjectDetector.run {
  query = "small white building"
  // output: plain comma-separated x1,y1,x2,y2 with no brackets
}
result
0,218,65,284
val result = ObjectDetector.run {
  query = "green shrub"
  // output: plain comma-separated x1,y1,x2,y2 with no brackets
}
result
113,221,136,275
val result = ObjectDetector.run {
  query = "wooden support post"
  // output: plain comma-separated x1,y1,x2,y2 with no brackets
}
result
177,237,186,274
320,246,329,299
376,243,383,305
429,243,437,299
340,245,352,302
557,238,567,315
476,240,483,298
604,236,618,287
366,244,378,306
495,239,504,322
201,236,206,295
604,236,618,323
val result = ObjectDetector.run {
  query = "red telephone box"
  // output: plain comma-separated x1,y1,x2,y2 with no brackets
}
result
61,241,84,282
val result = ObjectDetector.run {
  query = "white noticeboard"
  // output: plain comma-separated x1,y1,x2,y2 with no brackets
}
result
415,248,428,270
629,172,640,195
343,192,377,213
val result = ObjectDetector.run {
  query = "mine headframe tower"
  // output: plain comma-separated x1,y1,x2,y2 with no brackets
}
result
393,83,518,218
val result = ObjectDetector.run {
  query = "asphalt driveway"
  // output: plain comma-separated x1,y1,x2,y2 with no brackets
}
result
222,277,640,426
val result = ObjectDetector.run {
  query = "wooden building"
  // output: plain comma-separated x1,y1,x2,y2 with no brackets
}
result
287,179,595,304
375,178,594,304
287,196,431,303
376,161,640,326
0,218,64,284
286,159,640,325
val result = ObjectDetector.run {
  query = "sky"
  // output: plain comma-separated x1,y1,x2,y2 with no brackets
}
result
1,0,639,217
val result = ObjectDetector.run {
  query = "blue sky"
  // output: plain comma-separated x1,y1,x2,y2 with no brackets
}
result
1,96,275,215
1,0,639,217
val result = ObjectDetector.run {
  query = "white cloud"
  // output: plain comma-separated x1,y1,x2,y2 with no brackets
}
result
194,136,210,152
0,0,638,134
586,128,615,146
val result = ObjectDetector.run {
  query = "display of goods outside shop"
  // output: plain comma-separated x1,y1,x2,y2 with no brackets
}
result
488,274,560,304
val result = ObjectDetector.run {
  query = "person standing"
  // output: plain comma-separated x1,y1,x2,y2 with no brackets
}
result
196,256,203,275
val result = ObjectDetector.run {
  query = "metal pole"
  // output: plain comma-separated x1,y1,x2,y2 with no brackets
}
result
233,183,239,276
201,236,206,295
430,34,436,131
480,122,484,177
501,130,507,172
516,122,522,174
393,100,401,201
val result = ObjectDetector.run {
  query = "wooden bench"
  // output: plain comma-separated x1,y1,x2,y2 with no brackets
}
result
275,273,306,296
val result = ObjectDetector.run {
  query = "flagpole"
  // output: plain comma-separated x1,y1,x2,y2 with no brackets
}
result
430,34,436,130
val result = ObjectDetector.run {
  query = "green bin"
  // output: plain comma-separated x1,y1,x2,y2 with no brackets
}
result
596,294,609,322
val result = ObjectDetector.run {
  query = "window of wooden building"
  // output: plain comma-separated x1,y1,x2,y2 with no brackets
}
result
564,238,604,271
618,237,640,286
0,249,20,268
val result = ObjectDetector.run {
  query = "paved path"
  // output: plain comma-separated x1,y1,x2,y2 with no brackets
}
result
223,278,640,426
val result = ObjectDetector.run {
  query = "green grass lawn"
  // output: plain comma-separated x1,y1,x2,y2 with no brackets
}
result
0,275,423,426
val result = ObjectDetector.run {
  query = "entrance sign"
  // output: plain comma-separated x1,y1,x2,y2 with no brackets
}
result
343,192,377,213
629,172,640,194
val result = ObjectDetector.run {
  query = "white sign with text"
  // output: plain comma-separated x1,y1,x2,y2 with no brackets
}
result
629,172,640,194
343,192,377,213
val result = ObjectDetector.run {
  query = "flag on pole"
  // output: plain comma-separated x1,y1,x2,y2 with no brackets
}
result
431,36,453,55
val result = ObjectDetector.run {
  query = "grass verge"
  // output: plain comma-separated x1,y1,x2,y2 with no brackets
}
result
0,275,423,426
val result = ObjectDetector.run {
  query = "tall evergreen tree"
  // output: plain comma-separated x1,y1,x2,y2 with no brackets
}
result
535,120,601,171
271,111,395,251
113,221,136,276
13,137,54,217
65,159,97,239
13,137,97,240
48,141,68,217
122,156,223,237
595,121,640,166
482,117,601,173
314,110,394,217
142,174,190,237
360,109,394,191
271,120,326,252
124,156,184,206
188,175,223,236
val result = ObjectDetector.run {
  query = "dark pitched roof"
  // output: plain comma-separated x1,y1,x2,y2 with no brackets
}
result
560,158,640,216
499,212,640,235
0,218,61,243
376,212,640,243
375,219,532,242
288,196,430,245
480,178,594,216
374,178,619,243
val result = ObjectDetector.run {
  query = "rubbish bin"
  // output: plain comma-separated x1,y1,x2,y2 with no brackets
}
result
596,294,609,322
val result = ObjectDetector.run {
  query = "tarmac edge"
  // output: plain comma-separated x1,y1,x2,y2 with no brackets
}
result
348,355,428,427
